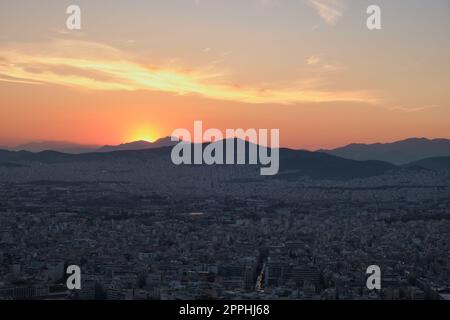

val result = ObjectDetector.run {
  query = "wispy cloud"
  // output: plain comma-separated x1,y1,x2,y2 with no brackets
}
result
0,39,375,105
306,0,344,26
307,55,321,66
389,105,440,113
306,55,343,72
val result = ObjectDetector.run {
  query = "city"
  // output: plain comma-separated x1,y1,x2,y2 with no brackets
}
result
0,156,449,300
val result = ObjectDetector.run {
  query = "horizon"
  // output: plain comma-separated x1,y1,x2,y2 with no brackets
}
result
2,135,449,152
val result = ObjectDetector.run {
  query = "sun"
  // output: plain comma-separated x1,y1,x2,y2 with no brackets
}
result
128,127,158,143
136,134,156,142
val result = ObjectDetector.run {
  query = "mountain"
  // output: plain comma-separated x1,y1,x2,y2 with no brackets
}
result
0,149,76,163
14,141,98,154
320,138,450,165
278,149,397,180
97,136,176,152
406,156,450,171
0,141,398,181
8,137,177,153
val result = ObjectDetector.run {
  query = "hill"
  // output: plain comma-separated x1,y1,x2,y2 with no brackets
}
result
406,156,450,171
0,142,398,181
97,137,176,152
320,138,450,165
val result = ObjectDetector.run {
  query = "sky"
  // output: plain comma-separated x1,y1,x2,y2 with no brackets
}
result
0,0,449,150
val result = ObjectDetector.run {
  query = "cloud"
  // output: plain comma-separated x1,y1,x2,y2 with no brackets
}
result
389,105,439,113
306,0,344,26
307,55,321,66
307,55,343,72
0,39,375,105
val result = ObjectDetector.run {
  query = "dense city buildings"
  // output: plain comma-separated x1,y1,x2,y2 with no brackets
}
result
0,158,449,300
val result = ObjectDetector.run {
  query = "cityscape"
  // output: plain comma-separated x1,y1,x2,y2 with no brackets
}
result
1,0,449,302
0,143,449,300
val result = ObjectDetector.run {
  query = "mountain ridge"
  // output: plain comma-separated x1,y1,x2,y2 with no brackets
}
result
1,137,449,180
13,141,98,154
97,136,176,152
406,156,450,171
0,140,398,181
319,137,450,165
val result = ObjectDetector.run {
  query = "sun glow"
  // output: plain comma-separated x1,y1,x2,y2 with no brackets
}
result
128,127,158,143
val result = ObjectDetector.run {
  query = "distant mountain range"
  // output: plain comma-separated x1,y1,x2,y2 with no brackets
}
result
320,138,450,165
13,141,98,154
407,156,450,171
0,137,449,180
5,137,177,154
2,139,447,181
6,137,450,164
97,137,176,152
277,148,397,180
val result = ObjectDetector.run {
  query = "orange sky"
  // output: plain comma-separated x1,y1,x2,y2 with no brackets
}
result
0,0,449,150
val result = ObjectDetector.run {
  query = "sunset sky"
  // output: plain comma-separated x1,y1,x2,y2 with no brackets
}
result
1,0,449,150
